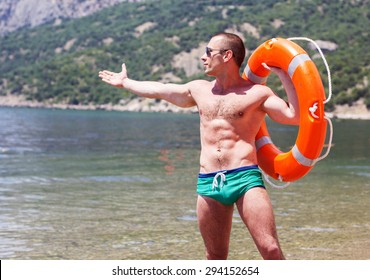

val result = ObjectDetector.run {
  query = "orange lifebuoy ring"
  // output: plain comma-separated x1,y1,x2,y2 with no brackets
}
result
242,38,327,182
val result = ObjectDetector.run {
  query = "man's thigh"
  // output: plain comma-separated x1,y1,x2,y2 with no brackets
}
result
236,188,279,243
197,195,234,258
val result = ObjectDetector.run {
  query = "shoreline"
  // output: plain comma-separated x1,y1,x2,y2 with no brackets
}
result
0,95,198,114
0,95,369,119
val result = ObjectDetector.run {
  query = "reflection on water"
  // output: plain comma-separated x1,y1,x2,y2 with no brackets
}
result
0,108,369,260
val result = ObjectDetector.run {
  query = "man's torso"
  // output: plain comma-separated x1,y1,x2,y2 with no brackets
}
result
189,80,269,173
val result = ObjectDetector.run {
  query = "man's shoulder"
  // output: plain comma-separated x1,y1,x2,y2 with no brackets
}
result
187,79,213,86
247,83,274,95
186,79,214,93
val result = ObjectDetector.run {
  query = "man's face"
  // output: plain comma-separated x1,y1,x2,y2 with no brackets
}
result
201,36,227,76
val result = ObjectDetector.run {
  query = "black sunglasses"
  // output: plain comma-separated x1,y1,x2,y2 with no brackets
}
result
205,47,228,57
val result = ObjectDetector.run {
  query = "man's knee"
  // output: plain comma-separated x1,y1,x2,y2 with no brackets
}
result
260,243,284,260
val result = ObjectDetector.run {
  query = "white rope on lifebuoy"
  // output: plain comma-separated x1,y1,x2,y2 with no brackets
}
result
315,115,333,163
287,37,334,164
288,37,332,104
263,37,334,189
263,171,291,190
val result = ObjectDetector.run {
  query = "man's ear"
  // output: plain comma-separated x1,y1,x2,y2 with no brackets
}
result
223,49,234,62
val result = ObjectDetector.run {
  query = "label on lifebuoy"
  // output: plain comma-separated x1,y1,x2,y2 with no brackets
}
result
309,102,319,119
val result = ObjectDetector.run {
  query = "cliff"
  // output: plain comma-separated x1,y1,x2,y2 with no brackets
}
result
0,0,132,36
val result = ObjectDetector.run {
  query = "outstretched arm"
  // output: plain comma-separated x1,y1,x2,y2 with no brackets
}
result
262,65,300,125
99,63,196,108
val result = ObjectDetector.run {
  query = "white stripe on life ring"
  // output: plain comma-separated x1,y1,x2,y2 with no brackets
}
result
244,65,268,84
288,53,311,78
292,145,316,166
256,136,273,151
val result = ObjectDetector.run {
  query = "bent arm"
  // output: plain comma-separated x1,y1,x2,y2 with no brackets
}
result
262,66,300,125
99,63,196,108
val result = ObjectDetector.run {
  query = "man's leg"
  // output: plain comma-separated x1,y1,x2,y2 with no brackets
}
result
197,195,234,260
236,187,285,260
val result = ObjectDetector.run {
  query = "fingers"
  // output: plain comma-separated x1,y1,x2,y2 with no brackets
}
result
99,73,110,82
262,62,271,70
98,71,114,83
98,71,113,85
262,63,283,72
98,64,125,77
99,70,114,76
101,77,110,84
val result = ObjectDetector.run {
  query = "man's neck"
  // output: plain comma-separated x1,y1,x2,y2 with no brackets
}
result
213,71,245,95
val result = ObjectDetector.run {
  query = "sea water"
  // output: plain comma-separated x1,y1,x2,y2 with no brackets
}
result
0,107,369,259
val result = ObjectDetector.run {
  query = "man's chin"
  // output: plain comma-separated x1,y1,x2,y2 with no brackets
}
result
204,70,215,77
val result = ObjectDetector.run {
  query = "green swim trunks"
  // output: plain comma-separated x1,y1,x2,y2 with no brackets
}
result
197,165,265,206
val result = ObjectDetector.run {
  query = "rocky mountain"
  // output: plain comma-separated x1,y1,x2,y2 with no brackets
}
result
0,0,369,117
0,0,135,36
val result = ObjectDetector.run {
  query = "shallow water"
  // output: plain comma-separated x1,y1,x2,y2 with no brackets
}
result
0,107,369,259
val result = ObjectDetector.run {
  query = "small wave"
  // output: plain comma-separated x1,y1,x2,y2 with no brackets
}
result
176,215,197,221
355,172,370,178
112,240,155,249
0,177,50,185
293,227,337,232
0,175,151,185
83,176,151,183
0,146,39,155
301,247,333,252
336,165,370,169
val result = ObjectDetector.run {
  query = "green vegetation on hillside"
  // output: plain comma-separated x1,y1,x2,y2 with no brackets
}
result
0,0,369,110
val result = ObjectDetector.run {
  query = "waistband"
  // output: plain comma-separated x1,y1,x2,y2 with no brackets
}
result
198,165,259,178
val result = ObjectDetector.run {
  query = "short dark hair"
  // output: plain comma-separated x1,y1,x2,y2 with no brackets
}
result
213,32,246,67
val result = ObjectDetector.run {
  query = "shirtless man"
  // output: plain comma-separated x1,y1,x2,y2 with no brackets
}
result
98,33,299,260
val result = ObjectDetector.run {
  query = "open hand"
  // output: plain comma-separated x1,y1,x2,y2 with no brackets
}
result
98,63,128,88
